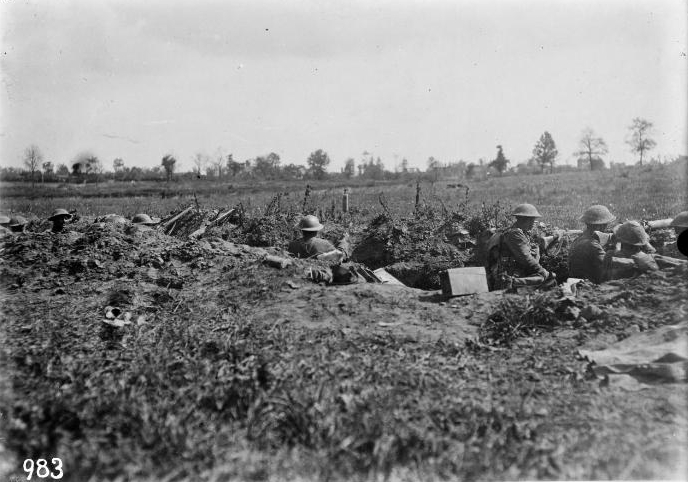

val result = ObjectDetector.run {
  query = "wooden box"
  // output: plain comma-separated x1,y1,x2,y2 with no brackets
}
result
440,267,489,297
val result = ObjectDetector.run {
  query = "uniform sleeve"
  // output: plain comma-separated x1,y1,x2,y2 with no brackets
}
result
503,229,548,277
589,236,607,283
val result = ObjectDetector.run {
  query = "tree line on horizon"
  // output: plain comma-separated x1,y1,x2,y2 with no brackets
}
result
3,118,667,186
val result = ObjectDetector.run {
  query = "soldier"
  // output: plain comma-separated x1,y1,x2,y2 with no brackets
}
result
604,221,685,280
8,216,28,233
48,208,72,233
568,205,616,283
485,203,554,290
661,211,688,258
288,215,345,262
0,214,11,235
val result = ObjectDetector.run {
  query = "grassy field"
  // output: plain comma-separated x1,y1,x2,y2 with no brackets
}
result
1,160,685,227
0,159,687,481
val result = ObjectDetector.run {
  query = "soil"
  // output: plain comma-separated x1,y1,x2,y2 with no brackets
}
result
1,210,687,481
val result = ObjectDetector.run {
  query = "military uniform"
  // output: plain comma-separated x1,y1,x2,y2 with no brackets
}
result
288,237,337,259
603,248,685,280
486,225,549,290
568,230,612,283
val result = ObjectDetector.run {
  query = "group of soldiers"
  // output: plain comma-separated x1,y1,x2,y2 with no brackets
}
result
4,204,685,290
485,203,686,290
286,205,687,290
0,209,160,235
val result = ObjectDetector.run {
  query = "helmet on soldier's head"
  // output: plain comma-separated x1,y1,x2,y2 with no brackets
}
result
580,205,615,224
511,204,542,218
132,213,159,225
670,211,688,228
298,215,323,231
9,216,27,227
615,221,649,246
48,208,72,221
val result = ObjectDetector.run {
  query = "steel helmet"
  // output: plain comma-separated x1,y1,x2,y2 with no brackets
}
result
9,216,27,227
49,208,72,221
669,211,688,228
132,213,159,225
298,215,323,231
615,221,649,246
580,205,615,225
511,204,542,218
0,214,10,225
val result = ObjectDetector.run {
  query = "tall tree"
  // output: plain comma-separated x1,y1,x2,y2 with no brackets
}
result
343,158,356,179
226,154,244,177
254,152,281,179
307,149,330,180
161,154,176,182
575,128,608,170
212,147,225,179
41,161,53,183
532,131,558,174
626,118,656,165
23,145,43,187
113,158,124,180
488,145,509,176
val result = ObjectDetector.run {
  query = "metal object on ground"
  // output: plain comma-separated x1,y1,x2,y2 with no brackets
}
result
373,268,405,286
440,267,489,297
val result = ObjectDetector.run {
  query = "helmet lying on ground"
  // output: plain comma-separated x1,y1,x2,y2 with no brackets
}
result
132,214,159,225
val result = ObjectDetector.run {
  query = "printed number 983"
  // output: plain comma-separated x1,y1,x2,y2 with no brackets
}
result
23,459,63,480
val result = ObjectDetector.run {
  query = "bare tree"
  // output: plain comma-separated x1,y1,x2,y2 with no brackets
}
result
626,118,656,165
575,128,608,171
23,145,43,187
211,148,226,179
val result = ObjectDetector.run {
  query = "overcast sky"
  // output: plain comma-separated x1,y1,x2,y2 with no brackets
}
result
1,0,686,172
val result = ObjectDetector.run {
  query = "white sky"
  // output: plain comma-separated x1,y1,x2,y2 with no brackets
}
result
1,0,686,172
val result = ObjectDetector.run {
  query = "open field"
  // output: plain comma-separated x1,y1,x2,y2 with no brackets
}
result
1,161,687,481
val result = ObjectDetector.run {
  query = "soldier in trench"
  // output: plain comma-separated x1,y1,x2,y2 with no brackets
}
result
484,204,556,291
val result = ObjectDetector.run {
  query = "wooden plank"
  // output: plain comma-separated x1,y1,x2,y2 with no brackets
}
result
373,268,405,286
441,267,489,297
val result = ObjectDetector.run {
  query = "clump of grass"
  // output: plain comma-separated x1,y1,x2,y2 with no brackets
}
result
479,293,569,346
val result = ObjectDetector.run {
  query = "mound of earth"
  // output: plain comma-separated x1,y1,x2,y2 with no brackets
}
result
351,213,474,288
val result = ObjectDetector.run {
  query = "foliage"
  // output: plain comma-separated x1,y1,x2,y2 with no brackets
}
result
161,154,176,182
532,132,558,174
489,145,509,176
307,149,331,180
626,117,656,165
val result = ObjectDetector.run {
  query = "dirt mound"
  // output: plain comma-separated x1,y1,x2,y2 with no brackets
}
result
351,213,473,289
